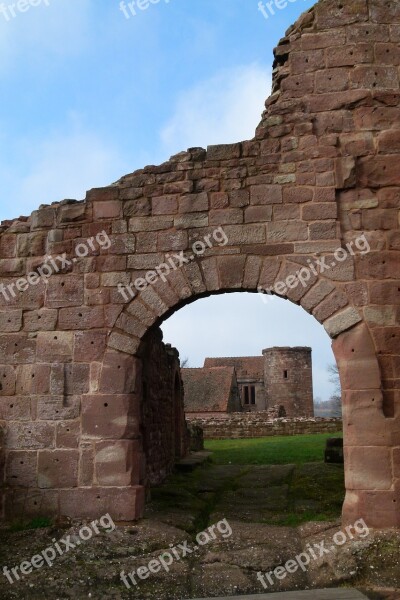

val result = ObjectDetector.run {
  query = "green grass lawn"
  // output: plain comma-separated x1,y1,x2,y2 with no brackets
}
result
204,432,343,465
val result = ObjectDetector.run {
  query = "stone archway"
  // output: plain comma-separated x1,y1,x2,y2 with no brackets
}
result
0,0,399,528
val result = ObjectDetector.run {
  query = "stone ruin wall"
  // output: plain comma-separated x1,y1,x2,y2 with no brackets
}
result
0,0,399,527
187,414,342,440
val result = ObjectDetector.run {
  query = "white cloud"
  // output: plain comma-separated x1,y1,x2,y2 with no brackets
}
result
160,64,271,155
0,0,92,72
161,293,336,402
0,124,127,220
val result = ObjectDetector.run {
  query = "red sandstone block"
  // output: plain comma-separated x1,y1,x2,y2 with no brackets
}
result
38,450,79,489
250,185,282,205
0,334,36,364
65,364,90,395
56,420,80,449
47,275,84,308
0,234,17,258
6,450,37,488
282,187,314,203
370,0,400,23
332,323,381,389
267,221,308,243
182,262,207,295
36,332,74,362
23,309,57,332
244,205,272,223
152,195,178,216
79,445,94,486
0,397,30,422
229,189,250,208
58,306,104,330
377,130,400,154
345,446,392,490
163,180,193,195
290,50,324,75
95,440,141,486
301,280,336,313
0,259,25,276
4,489,59,520
93,200,122,220
362,208,398,230
347,23,389,43
0,310,22,333
309,221,338,240
302,203,338,220
31,207,56,230
86,187,119,203
99,350,139,394
356,252,399,280
375,43,400,66
315,68,349,93
273,204,300,220
302,29,346,50
179,193,208,213
217,256,246,290
308,90,371,114
157,230,188,252
16,364,51,395
210,192,229,209
372,327,400,355
73,331,107,362
369,281,400,305
342,390,392,446
344,282,369,307
59,486,145,521
315,0,368,28
37,396,80,421
17,232,47,257
281,73,314,98
81,394,140,439
394,448,400,479
207,144,241,161
351,66,399,90
242,256,262,290
326,44,373,67
5,422,55,450
200,257,219,292
209,209,243,225
312,289,348,322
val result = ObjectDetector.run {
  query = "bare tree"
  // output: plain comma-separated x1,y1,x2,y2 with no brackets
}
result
327,363,342,417
181,357,189,368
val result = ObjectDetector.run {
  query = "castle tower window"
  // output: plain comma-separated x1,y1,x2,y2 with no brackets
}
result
284,370,288,379
250,385,256,405
244,386,249,404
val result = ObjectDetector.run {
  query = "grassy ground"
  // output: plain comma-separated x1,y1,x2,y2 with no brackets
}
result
204,432,343,465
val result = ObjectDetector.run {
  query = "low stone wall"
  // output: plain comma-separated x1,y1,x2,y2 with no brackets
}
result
186,413,342,439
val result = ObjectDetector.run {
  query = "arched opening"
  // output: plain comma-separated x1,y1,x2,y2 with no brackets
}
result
152,291,346,528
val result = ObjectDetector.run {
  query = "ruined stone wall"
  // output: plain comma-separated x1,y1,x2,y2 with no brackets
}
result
187,414,342,439
139,328,186,486
0,0,399,527
263,347,314,417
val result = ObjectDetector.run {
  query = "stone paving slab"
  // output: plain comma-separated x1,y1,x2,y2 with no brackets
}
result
192,589,368,600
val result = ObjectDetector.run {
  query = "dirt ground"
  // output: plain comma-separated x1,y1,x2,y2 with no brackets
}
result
0,462,399,599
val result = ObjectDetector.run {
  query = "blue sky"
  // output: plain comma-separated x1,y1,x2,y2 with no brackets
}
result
0,0,335,400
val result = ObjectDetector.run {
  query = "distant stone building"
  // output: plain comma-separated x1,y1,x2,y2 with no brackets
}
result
192,347,314,418
182,366,241,418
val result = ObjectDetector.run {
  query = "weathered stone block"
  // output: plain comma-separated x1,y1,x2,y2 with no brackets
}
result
95,440,141,486
81,394,140,440
38,450,79,489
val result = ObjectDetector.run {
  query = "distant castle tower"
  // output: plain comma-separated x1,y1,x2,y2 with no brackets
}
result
263,347,313,418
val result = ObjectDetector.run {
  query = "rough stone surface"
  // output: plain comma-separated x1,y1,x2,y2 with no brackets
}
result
0,0,399,529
